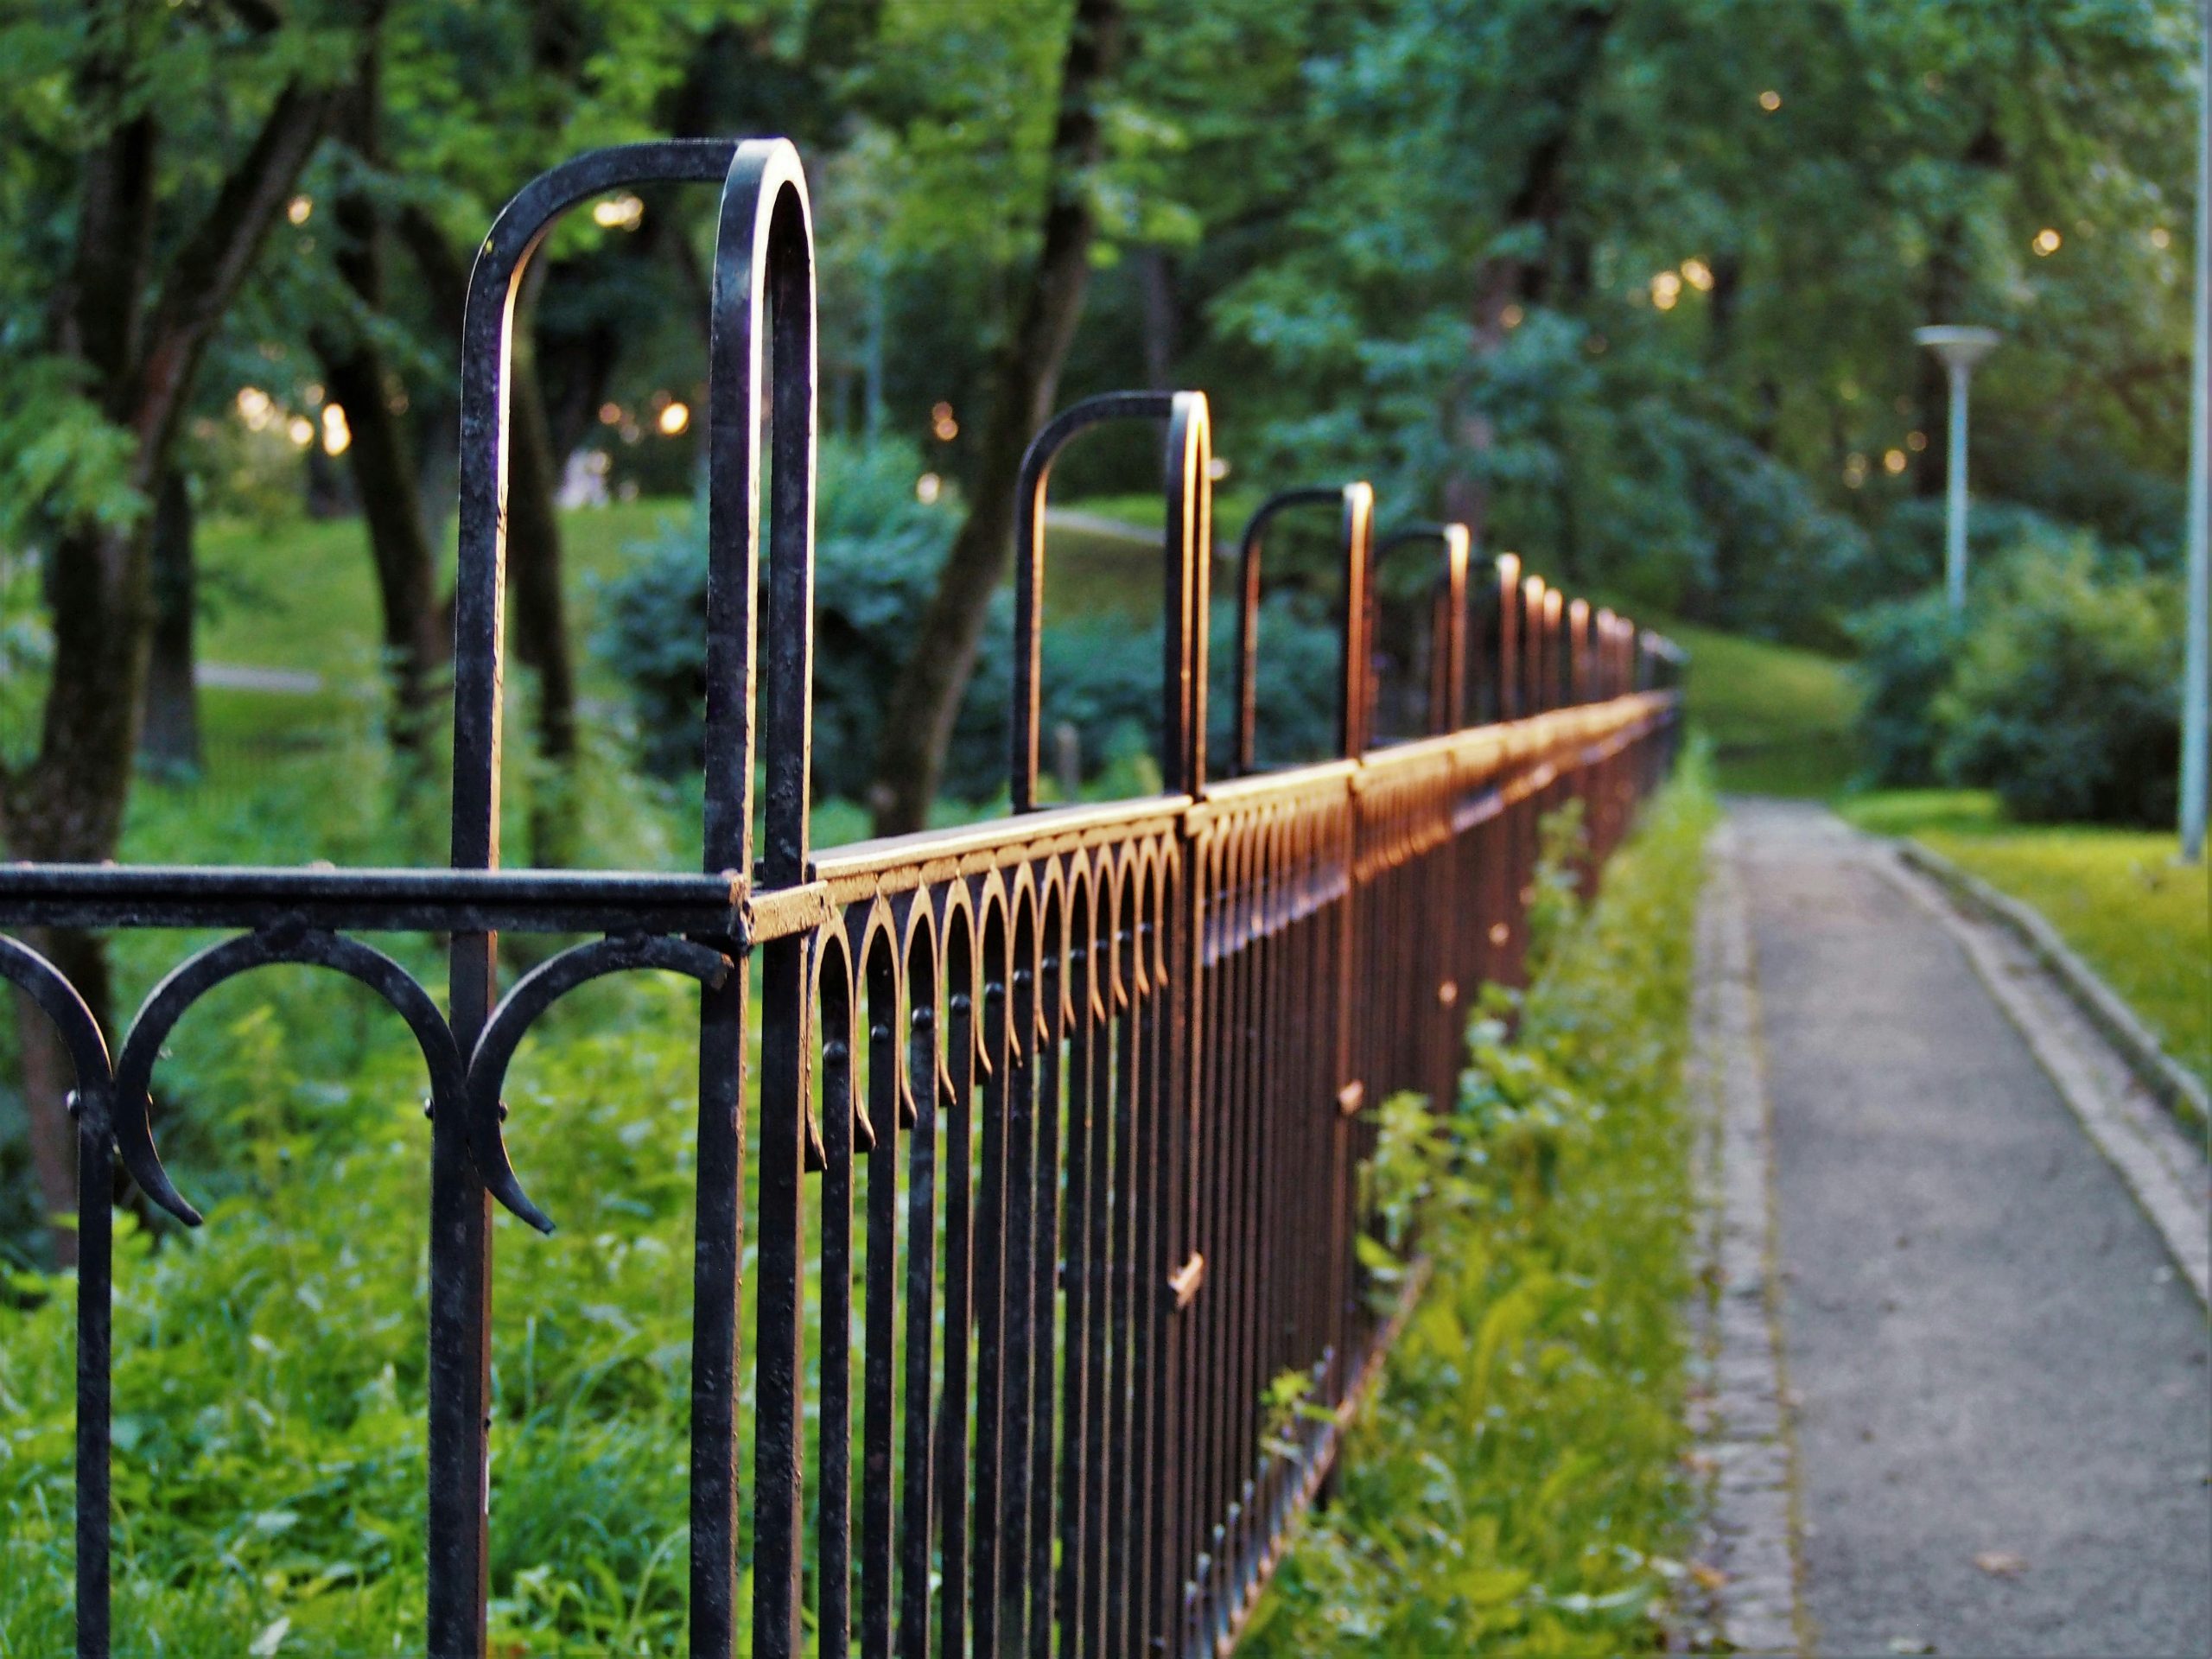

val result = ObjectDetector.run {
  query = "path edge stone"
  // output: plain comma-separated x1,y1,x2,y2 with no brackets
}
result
1681,819,1808,1657
1892,837,2208,1138
1877,842,2211,1310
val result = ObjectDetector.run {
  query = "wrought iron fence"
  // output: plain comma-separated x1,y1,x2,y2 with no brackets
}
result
0,138,1682,1659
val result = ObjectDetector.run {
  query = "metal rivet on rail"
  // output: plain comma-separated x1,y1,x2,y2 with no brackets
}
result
1169,1252,1205,1307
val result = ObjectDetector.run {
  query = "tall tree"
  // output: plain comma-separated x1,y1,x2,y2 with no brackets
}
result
312,49,448,765
868,0,1127,834
308,0,766,856
0,3,372,1258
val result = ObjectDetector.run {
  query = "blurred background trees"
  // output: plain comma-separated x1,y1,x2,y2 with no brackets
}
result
0,0,2199,1243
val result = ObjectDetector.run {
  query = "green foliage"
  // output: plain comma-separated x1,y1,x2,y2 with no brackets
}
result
1934,542,2182,826
596,438,962,792
1847,591,1962,787
1116,0,2197,643
1244,759,1718,1656
0,4,358,561
1850,537,2182,824
0,359,143,550
592,442,1347,806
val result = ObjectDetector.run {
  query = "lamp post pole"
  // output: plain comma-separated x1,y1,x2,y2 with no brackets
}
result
2181,0,2209,862
1914,325,2000,616
1943,358,1974,612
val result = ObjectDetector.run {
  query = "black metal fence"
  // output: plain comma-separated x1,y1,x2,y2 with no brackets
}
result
0,139,1681,1659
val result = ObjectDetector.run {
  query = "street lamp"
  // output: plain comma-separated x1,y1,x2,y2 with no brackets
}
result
1913,324,2000,614
2180,0,2209,863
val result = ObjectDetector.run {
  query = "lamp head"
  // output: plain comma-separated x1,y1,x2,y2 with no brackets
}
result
1913,324,2000,372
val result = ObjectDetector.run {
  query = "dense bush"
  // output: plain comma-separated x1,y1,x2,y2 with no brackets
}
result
1847,537,2183,823
594,437,1344,812
1936,543,2183,826
594,438,956,795
1846,591,1962,787
1685,427,1872,653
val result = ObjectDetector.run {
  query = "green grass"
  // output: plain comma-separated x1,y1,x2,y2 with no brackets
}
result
198,499,680,689
1663,620,1858,798
1839,789,2211,1088
1245,760,1718,1655
1058,489,1265,540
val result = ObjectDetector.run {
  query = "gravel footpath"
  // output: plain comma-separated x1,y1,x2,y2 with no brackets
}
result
1731,799,2210,1659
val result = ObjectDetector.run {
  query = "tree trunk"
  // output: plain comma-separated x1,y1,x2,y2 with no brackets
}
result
393,206,577,864
5,523,149,1271
139,468,200,774
315,54,446,763
323,340,447,751
8,924,118,1268
506,334,581,867
1137,246,1178,390
868,0,1126,836
0,17,346,1263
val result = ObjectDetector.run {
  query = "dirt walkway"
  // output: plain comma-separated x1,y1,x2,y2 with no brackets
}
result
1726,799,2210,1658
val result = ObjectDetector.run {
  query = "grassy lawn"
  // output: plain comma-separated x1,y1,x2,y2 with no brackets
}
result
1840,789,2211,1088
171,500,1190,867
198,499,685,689
200,499,1191,685
1057,488,1266,540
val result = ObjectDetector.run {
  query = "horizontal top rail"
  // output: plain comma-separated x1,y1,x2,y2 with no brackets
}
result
0,864,747,936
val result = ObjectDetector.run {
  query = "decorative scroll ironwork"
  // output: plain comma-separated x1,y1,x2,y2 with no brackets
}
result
1,137,1683,1659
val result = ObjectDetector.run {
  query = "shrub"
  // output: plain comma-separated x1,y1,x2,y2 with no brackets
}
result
1686,426,1872,652
594,436,956,797
1847,590,1962,787
594,438,1344,811
1936,542,2183,826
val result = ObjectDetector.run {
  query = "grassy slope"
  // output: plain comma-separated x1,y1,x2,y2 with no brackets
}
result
199,499,1163,683
1665,620,1858,798
1840,791,2211,1087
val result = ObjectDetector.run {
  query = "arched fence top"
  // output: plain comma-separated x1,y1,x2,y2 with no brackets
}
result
1011,389,1212,812
1230,483,1374,779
